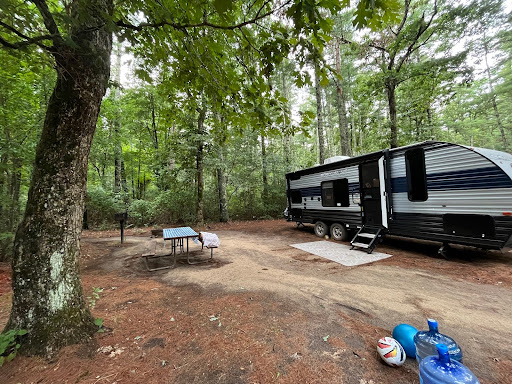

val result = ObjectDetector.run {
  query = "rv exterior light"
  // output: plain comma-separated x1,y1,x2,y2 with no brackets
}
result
503,212,512,216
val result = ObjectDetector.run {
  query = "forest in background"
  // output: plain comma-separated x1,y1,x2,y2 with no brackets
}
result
1,0,511,260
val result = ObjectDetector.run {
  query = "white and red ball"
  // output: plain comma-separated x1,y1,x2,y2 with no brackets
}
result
377,336,406,367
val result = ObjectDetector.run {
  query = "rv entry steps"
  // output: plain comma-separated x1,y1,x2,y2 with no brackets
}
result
350,226,384,254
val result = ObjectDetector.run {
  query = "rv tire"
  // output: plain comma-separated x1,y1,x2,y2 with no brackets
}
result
330,223,349,241
314,221,329,238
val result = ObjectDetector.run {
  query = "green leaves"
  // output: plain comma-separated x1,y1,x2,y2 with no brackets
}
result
353,0,402,30
0,329,27,366
213,0,232,15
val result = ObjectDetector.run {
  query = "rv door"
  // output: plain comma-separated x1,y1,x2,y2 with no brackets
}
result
359,156,389,228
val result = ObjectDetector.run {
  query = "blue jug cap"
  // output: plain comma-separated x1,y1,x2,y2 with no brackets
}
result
436,343,450,363
428,318,438,331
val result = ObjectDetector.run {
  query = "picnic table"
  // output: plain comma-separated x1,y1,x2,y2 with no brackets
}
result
163,226,199,265
142,226,215,271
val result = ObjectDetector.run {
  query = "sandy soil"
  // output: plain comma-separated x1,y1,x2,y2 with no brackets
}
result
0,219,511,384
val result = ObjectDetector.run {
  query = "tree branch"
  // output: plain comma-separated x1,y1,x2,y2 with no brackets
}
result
396,0,411,35
116,0,291,31
339,35,387,53
32,0,62,41
396,0,438,73
0,33,53,50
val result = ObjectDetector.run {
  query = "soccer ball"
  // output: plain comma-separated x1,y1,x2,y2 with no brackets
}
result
377,337,406,367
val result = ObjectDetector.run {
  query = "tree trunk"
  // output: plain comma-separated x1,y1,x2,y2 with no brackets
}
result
114,155,122,193
323,87,333,158
216,116,229,222
196,102,206,225
483,38,507,150
113,43,122,193
261,134,269,205
335,38,351,156
315,61,326,164
121,160,128,194
5,0,113,357
385,77,398,148
281,69,292,172
217,161,229,222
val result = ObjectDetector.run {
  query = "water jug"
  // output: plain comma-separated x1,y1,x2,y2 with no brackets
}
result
414,319,463,363
419,344,480,384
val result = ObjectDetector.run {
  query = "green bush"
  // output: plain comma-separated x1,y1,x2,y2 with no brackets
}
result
86,186,125,228
128,199,154,226
151,189,196,225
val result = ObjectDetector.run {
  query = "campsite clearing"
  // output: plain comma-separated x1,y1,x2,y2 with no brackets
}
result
0,220,511,383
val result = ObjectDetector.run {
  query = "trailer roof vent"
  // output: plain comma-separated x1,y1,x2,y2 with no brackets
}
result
324,156,351,164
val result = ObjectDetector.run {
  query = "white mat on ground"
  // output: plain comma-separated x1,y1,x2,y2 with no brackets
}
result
290,241,391,266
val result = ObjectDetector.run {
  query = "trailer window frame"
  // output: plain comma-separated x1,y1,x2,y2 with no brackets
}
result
405,148,428,202
321,179,350,207
290,190,302,204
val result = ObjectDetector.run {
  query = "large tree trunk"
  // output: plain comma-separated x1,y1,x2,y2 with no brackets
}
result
5,0,113,357
315,61,326,164
385,77,398,148
335,38,351,156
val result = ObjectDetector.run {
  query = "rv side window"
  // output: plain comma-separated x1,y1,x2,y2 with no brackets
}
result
405,148,428,201
290,190,302,204
322,179,349,207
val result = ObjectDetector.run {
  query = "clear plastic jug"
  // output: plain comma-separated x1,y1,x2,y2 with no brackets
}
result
414,319,463,364
419,344,479,384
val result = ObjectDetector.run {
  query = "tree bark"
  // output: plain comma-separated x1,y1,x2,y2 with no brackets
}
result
196,101,206,225
315,61,326,164
5,0,113,356
385,77,398,148
217,161,229,222
216,116,229,222
334,38,351,156
261,134,269,205
121,160,128,194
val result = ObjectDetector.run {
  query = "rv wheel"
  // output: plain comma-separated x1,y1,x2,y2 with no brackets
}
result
330,223,349,241
314,221,329,237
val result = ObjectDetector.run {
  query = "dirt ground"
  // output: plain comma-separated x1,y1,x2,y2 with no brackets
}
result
1,219,511,384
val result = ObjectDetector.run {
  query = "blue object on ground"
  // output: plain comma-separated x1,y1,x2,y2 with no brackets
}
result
414,319,463,364
419,344,480,384
393,323,418,358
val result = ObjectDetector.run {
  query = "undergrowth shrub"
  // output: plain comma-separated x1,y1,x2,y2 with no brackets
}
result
86,187,125,228
128,199,154,226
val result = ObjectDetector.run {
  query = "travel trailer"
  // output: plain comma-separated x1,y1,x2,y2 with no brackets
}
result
284,141,512,254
